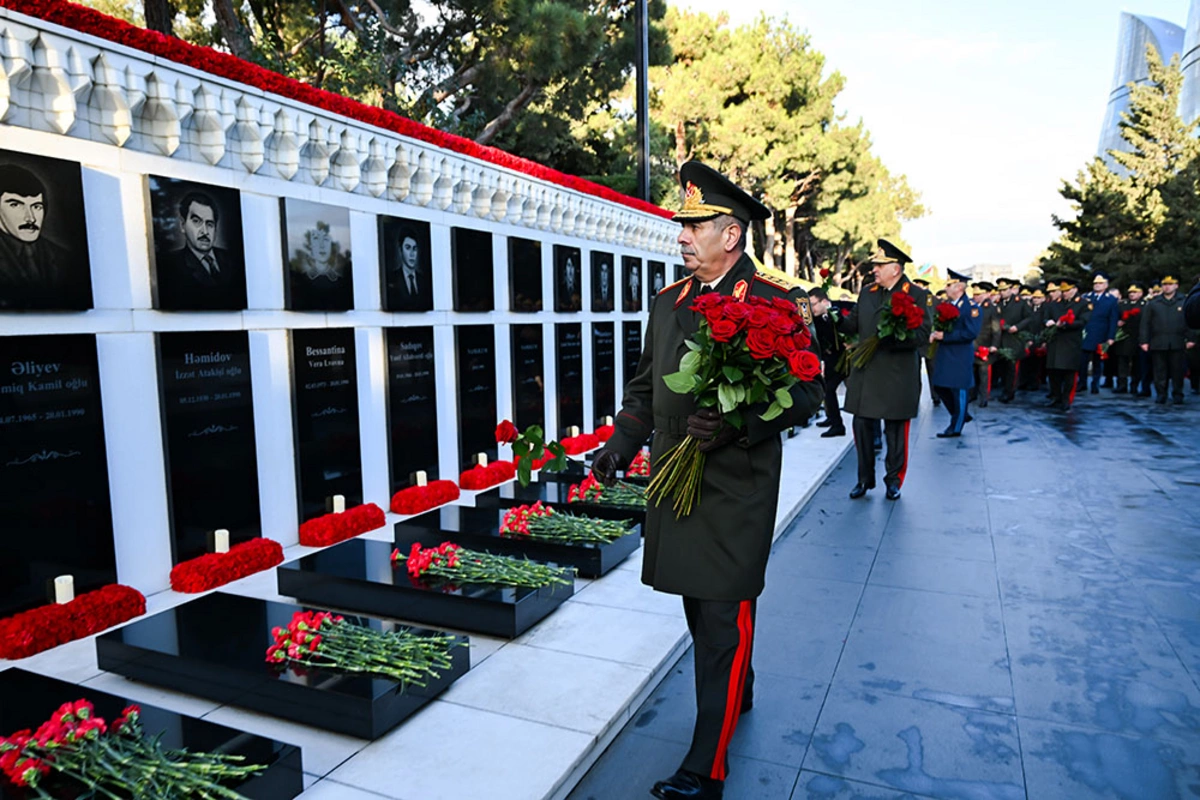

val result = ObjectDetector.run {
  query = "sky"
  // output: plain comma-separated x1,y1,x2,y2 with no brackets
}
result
674,0,1195,275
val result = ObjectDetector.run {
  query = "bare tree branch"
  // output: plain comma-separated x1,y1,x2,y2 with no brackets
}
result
475,81,540,145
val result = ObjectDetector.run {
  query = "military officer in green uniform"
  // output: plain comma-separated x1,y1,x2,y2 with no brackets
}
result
592,161,824,800
1139,275,1196,404
970,282,998,406
1041,276,1091,411
993,277,1035,403
838,239,931,501
1112,283,1145,394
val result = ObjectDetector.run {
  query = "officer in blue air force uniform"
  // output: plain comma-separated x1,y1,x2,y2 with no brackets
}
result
930,269,981,438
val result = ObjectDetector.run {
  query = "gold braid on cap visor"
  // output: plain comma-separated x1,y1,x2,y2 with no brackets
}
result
672,181,735,220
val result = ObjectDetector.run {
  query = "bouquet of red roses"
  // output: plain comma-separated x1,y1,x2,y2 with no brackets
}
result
1041,308,1076,342
975,346,991,363
1114,307,1141,342
842,290,926,370
927,301,960,361
651,292,820,518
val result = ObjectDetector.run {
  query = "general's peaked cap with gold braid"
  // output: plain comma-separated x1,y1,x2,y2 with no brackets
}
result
672,161,771,224
866,238,912,266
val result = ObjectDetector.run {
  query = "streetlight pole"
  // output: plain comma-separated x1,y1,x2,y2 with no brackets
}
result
635,0,650,202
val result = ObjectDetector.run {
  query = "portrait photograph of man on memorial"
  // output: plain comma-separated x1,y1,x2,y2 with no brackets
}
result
0,150,92,311
553,245,582,312
148,176,247,311
380,215,433,312
623,256,643,313
591,251,615,312
649,260,666,298
282,198,354,311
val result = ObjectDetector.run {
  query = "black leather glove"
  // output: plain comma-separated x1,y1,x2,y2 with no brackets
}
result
591,449,626,487
687,407,740,453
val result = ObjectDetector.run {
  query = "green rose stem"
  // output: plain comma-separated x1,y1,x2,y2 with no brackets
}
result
503,509,632,544
396,546,573,588
646,436,706,519
273,618,460,685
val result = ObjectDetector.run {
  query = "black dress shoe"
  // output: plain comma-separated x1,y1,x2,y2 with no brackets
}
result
872,437,882,450
1113,386,1128,394
849,483,873,499
1173,396,1184,405
963,413,974,424
999,395,1013,404
652,770,724,800
820,427,846,438
815,419,832,428
979,399,988,408
740,695,753,714
885,483,901,500
932,397,941,407
936,430,961,438
1156,396,1167,404
1090,386,1099,394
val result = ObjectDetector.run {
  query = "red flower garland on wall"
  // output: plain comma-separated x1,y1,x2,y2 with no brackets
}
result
169,538,284,594
561,432,602,455
1,0,673,221
0,585,146,660
594,425,615,442
390,480,461,515
298,503,386,547
458,460,517,491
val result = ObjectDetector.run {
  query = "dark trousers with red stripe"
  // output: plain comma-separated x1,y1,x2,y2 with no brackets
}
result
852,416,911,488
681,597,755,782
1048,369,1077,406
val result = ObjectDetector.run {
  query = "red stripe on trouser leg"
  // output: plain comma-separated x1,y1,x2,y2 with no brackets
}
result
710,600,752,781
897,420,912,487
1068,373,1078,404
986,365,992,392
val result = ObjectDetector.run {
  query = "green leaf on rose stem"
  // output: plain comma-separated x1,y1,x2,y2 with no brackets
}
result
512,440,529,458
775,387,793,408
518,462,531,487
525,425,544,447
663,371,697,394
733,384,746,404
679,351,701,375
685,339,701,351
725,409,744,430
722,365,744,382
718,382,738,413
760,401,783,421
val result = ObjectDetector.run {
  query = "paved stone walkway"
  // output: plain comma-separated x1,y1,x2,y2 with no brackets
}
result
568,388,1200,800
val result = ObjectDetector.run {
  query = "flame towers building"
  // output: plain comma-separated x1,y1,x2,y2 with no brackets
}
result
1097,12,1184,167
1182,0,1200,124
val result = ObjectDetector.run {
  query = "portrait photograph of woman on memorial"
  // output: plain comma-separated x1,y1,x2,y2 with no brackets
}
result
0,149,92,311
148,176,247,311
553,245,582,312
623,256,643,313
380,215,433,312
591,251,615,312
282,198,353,311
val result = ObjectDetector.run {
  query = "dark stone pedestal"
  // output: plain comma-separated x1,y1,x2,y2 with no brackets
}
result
94,593,468,740
0,668,302,800
278,539,573,638
409,502,640,578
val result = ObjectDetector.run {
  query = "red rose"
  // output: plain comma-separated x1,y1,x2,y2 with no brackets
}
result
494,420,518,444
690,293,725,313
723,303,751,325
747,307,771,328
935,303,960,324
766,311,795,335
746,327,779,359
776,335,798,358
709,318,740,342
792,327,813,351
788,350,821,381
701,304,725,325
819,268,831,279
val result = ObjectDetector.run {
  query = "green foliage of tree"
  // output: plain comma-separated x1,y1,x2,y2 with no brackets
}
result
1042,47,1199,288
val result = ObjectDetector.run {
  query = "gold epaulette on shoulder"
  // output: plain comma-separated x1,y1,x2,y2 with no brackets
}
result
752,272,799,293
659,276,689,295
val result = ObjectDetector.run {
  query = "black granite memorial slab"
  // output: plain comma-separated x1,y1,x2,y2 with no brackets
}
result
508,237,542,312
622,321,643,383
555,323,583,437
591,251,615,312
281,197,353,311
553,245,582,312
148,176,247,311
0,149,93,310
451,227,494,312
95,592,469,740
592,323,615,420
0,668,302,800
278,538,573,638
510,324,545,432
673,262,687,283
622,256,643,312
291,328,362,521
476,479,647,529
396,504,639,579
0,335,115,618
648,260,666,297
455,326,498,471
380,215,433,312
158,331,261,564
385,327,438,493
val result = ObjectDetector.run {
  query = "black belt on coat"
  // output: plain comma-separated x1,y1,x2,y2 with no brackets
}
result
653,414,690,436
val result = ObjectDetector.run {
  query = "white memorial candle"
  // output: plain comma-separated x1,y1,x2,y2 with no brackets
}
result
475,453,488,467
603,415,614,426
415,470,428,487
332,494,346,513
214,529,230,553
568,425,580,437
53,575,74,604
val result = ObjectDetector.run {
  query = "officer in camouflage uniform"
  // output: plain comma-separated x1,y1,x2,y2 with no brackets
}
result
593,161,824,800
838,239,931,501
